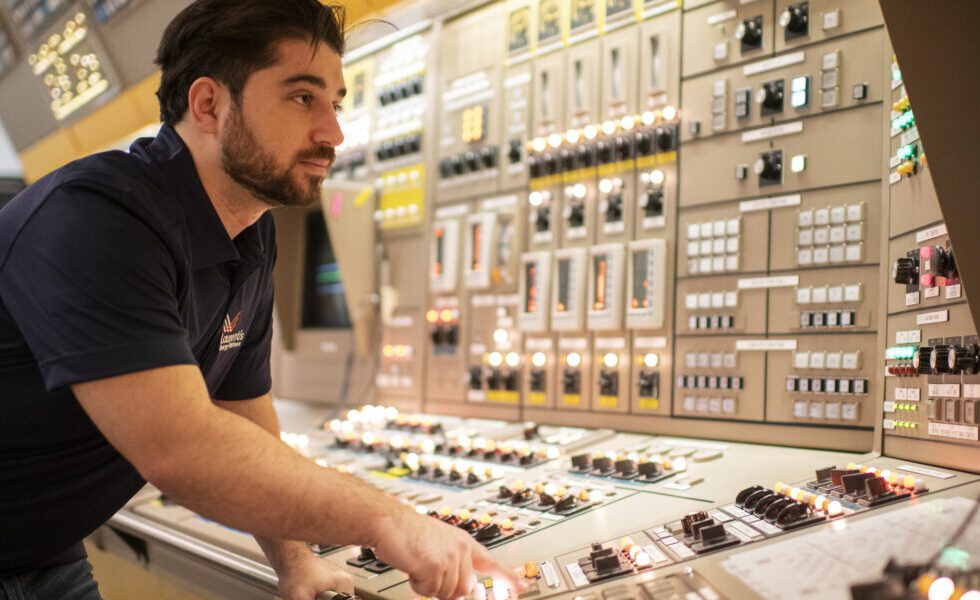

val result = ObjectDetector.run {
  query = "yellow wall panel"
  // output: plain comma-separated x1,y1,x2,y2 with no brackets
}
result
19,128,81,183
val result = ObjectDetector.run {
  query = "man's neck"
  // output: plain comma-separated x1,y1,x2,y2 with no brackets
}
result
173,123,268,240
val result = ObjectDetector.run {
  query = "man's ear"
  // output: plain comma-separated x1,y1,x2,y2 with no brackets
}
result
185,77,227,136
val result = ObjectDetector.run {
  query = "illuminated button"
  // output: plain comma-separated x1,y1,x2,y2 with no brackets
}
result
603,353,619,369
566,352,582,368
897,161,915,176
825,500,843,517
531,352,547,368
902,475,917,489
643,353,660,368
524,561,539,579
500,518,514,530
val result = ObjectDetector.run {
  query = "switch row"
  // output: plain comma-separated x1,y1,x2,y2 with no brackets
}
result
688,314,736,330
792,399,860,421
439,146,499,179
786,376,868,395
375,134,422,161
677,375,744,390
792,350,862,370
927,398,980,424
799,310,856,328
377,76,424,106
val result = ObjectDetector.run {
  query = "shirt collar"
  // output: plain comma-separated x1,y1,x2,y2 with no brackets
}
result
131,124,266,269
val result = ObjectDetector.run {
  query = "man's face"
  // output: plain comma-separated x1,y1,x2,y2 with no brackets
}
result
220,37,346,208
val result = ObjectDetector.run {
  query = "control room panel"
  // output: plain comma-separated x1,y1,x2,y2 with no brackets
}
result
125,2,980,600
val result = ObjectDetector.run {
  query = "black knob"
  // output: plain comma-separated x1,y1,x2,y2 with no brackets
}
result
780,4,808,36
735,17,763,49
450,155,464,175
567,202,585,228
508,140,522,164
487,369,503,390
655,126,677,152
563,368,580,393
535,205,551,232
469,366,483,390
439,158,453,179
528,155,542,178
504,371,518,391
756,80,784,115
931,346,953,374
950,344,980,374
932,246,957,278
641,188,664,217
463,151,479,172
635,131,654,156
606,193,623,222
408,135,421,153
560,148,576,172
754,152,782,181
411,76,423,96
543,152,559,175
480,146,497,169
599,371,618,396
913,346,934,375
578,143,597,167
597,140,614,164
446,325,459,346
615,135,635,161
893,257,918,285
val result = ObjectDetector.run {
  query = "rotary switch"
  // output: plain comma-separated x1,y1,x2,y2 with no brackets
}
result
597,140,615,164
949,344,980,374
913,346,934,375
528,155,542,178
566,202,586,229
535,205,551,233
892,256,918,285
543,152,560,175
779,3,809,40
577,143,598,167
755,80,785,116
930,346,953,374
560,148,576,172
635,130,654,156
640,188,664,218
508,140,522,164
656,125,677,152
614,135,635,161
754,151,782,186
480,146,498,169
931,245,957,279
735,16,763,52
463,151,480,172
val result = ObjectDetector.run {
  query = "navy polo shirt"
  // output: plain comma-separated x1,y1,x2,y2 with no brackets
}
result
0,125,276,576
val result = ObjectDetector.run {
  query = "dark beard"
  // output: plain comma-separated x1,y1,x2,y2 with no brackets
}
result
220,106,335,208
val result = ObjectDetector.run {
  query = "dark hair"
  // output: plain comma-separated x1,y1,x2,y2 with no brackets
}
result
155,0,346,125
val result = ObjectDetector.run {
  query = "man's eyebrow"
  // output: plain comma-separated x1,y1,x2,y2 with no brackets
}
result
281,74,327,88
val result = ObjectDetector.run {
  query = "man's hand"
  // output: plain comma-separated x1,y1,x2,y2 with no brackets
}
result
276,554,354,600
373,511,518,600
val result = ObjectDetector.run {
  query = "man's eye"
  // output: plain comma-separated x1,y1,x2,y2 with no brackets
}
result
294,94,313,106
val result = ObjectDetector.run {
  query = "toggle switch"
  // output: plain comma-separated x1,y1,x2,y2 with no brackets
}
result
735,16,763,52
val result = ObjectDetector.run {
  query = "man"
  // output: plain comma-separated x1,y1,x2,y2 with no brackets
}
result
0,1,515,599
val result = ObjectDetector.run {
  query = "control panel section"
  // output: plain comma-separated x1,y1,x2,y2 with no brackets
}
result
523,336,557,409
768,266,879,335
518,251,553,333
591,334,631,413
682,1,774,78
673,338,765,422
551,247,588,332
677,278,765,336
625,239,668,331
587,244,626,331
679,210,768,277
768,335,877,427
558,336,592,411
371,34,430,173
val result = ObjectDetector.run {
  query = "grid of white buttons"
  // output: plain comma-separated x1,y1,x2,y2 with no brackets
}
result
687,218,741,274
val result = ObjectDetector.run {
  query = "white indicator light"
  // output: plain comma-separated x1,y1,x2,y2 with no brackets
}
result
506,352,520,367
602,120,617,136
661,106,677,121
584,125,599,140
566,352,582,368
641,111,656,125
644,353,660,368
650,169,666,185
603,352,620,369
566,129,580,144
531,352,548,368
493,328,509,344
599,178,614,194
928,578,955,600
532,137,547,153
791,154,807,173
488,352,503,367
620,116,636,130
573,183,587,198
548,133,563,148
529,191,543,207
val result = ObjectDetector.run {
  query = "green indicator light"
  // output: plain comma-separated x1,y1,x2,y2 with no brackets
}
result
898,144,916,160
886,346,917,360
892,67,902,82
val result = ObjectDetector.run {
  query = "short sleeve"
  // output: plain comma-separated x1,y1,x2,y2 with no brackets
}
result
213,250,275,401
0,186,197,391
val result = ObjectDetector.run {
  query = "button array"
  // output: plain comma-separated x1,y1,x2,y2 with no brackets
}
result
687,219,741,274
799,310,856,329
685,289,739,331
786,376,868,395
792,399,860,421
792,350,862,370
677,375,744,390
796,204,865,266
680,396,738,416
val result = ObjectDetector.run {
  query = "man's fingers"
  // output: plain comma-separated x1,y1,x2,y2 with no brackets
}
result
472,549,519,595
439,562,459,600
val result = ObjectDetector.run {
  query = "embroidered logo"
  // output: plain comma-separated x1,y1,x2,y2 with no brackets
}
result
219,311,246,352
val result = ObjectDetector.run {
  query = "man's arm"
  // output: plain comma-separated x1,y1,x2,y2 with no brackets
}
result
73,365,515,600
214,393,353,598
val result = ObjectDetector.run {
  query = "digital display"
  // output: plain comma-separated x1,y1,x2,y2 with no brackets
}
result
556,258,571,313
470,222,482,272
631,249,651,309
28,11,114,121
461,105,485,144
524,261,538,314
593,255,608,311
301,211,352,329
433,228,445,277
